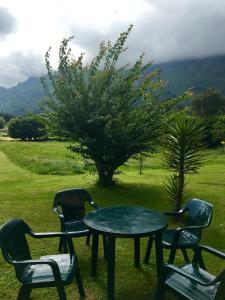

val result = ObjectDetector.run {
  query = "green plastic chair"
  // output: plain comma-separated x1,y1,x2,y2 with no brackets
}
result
0,218,85,300
53,188,107,260
144,198,213,265
156,245,225,300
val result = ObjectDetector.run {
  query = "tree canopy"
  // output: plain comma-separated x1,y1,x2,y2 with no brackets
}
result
42,26,186,186
192,88,225,116
8,114,47,141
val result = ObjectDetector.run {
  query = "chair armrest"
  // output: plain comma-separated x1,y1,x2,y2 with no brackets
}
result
198,245,225,259
163,209,184,217
29,231,68,239
13,258,62,282
89,201,102,210
53,207,64,220
163,264,214,286
29,231,77,259
193,245,225,262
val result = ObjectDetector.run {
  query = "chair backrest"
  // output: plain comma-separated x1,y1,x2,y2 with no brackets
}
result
53,188,93,222
184,198,213,227
0,218,31,263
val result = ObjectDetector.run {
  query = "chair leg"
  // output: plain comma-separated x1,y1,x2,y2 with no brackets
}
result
103,235,108,261
155,273,166,300
86,234,91,246
144,236,154,264
59,236,63,253
56,284,67,300
168,247,177,264
91,233,99,277
75,265,85,298
17,285,32,300
181,248,190,263
134,237,140,268
193,248,206,270
62,236,68,254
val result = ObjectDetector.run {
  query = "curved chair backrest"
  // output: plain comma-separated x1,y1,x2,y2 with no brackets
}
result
184,198,213,227
53,188,93,222
0,218,31,263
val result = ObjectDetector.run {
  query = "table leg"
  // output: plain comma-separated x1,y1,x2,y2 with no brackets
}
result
155,231,163,281
107,236,115,300
91,233,99,277
134,237,140,268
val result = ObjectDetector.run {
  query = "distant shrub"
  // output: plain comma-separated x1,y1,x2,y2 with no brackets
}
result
0,112,13,123
0,117,6,129
8,114,47,141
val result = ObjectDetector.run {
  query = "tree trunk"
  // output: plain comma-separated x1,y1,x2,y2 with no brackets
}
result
96,165,115,187
139,153,143,174
175,171,185,211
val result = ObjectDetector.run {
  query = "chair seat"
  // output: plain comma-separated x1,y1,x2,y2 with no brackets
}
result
18,254,75,285
64,220,90,236
165,264,218,300
162,229,200,248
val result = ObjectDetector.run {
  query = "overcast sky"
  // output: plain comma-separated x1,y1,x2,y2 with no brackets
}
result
0,0,225,88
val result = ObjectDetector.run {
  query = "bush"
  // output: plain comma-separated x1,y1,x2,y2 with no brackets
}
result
8,115,47,141
0,117,6,129
211,115,225,146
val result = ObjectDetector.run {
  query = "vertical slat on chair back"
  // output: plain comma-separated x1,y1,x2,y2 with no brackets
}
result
0,218,31,263
54,188,92,222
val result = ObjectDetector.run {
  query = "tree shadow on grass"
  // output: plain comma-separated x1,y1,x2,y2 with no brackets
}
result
88,181,170,212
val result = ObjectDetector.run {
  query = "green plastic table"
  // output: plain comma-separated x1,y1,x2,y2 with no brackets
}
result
84,205,168,300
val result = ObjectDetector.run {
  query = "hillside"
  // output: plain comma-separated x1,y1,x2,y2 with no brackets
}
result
155,56,225,97
0,55,225,115
0,77,45,115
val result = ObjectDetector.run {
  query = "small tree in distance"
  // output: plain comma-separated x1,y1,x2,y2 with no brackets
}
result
8,114,47,141
42,26,187,186
0,117,5,129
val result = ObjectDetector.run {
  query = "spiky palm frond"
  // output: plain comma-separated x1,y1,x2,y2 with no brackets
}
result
162,117,205,210
163,174,189,209
162,117,206,174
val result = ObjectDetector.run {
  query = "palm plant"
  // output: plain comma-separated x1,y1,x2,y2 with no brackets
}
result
162,117,205,211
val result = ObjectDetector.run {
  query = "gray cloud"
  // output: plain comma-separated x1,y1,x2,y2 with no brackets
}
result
0,7,17,38
0,51,45,87
69,0,225,65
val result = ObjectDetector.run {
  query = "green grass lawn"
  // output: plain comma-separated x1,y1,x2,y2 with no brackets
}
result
0,140,224,300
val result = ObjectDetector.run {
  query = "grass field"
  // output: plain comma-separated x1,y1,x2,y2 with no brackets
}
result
0,140,224,300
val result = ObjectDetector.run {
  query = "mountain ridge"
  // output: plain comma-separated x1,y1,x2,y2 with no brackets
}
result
1,55,225,115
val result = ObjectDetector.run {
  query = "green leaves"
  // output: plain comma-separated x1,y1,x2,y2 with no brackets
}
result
162,117,206,210
163,117,205,174
42,26,172,186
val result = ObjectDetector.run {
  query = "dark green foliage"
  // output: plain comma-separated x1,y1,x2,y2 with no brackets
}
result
0,116,5,129
8,114,47,141
192,88,225,116
0,111,12,122
210,115,225,145
162,117,205,211
42,26,184,186
191,89,225,148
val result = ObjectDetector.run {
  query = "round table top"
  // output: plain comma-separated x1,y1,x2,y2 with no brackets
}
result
84,206,168,237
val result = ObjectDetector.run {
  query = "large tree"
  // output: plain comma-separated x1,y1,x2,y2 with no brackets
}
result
42,26,185,186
